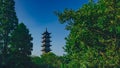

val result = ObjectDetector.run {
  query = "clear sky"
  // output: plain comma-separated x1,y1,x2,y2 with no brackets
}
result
14,0,90,56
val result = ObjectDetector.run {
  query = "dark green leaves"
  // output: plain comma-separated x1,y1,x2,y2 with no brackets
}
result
56,0,120,67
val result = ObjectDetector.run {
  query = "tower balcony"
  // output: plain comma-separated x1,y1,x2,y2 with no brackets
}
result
41,44,51,47
42,39,51,43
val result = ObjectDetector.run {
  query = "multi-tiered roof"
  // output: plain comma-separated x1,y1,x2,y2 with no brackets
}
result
41,28,52,53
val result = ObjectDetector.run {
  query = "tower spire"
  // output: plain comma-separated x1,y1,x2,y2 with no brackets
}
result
41,28,52,54
46,27,47,32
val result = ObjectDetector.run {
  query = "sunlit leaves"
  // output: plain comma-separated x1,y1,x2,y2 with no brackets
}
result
56,0,120,67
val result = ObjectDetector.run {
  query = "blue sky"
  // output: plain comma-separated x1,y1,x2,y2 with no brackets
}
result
14,0,90,56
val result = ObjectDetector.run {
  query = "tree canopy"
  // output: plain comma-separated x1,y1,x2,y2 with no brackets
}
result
0,0,18,67
9,23,33,68
56,0,120,67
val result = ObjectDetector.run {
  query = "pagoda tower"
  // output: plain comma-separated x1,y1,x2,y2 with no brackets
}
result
41,28,52,53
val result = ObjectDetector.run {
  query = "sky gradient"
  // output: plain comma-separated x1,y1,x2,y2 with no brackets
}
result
14,0,90,56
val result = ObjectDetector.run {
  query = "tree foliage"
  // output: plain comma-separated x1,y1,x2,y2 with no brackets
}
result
0,0,18,67
0,0,34,68
31,52,63,68
9,23,33,68
56,0,120,67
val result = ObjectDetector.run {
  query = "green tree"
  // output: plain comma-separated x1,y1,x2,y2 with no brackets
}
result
40,52,62,68
31,52,63,68
0,0,3,67
56,0,120,67
31,56,43,68
9,23,33,68
0,0,18,67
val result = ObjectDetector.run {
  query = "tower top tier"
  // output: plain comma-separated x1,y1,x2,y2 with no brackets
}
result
42,28,51,35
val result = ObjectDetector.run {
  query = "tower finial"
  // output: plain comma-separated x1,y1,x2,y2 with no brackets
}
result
46,27,47,32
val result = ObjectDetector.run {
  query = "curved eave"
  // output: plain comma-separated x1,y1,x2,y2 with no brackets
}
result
41,44,52,47
42,40,51,43
41,49,51,51
42,32,51,35
42,36,51,39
